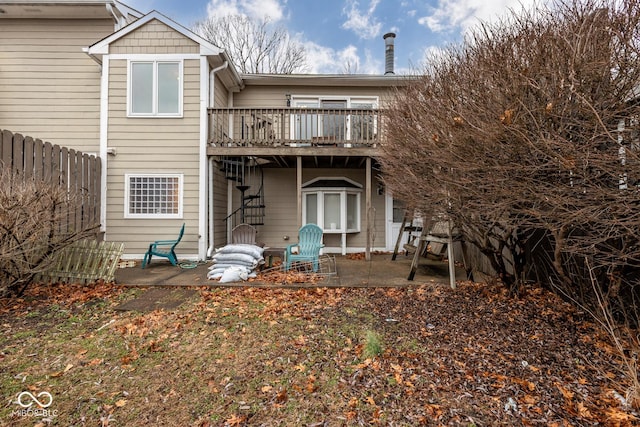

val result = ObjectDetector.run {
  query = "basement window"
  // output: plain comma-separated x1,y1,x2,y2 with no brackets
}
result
302,177,362,233
125,173,183,218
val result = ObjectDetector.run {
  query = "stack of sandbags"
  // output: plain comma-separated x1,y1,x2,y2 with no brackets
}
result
207,244,265,282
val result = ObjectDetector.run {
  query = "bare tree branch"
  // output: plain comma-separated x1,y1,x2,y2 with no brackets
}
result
193,15,308,74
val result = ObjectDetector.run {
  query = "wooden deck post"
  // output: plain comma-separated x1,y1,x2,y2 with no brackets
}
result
297,156,302,229
447,219,456,289
365,157,371,261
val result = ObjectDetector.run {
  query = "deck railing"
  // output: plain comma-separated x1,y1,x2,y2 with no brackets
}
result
208,107,381,147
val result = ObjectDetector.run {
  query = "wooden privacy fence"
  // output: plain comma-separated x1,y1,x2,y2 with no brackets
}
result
0,129,101,233
36,240,124,284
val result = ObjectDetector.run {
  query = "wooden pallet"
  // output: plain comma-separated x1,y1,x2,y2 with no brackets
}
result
38,240,124,284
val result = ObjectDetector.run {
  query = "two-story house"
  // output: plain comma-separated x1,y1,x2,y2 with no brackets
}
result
0,0,411,261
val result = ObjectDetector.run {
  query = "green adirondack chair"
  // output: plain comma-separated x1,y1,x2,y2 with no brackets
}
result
284,223,324,272
142,223,185,268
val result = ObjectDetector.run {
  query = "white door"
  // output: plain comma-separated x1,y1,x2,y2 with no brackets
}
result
386,194,410,251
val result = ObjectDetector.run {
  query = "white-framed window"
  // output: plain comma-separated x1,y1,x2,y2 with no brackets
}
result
302,177,362,233
125,173,183,218
128,60,182,117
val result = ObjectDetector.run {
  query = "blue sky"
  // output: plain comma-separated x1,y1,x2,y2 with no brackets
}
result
124,0,542,74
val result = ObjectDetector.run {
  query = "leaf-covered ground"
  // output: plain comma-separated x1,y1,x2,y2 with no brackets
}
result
0,278,638,426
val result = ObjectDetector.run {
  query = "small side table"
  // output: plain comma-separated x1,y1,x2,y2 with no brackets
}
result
263,247,285,268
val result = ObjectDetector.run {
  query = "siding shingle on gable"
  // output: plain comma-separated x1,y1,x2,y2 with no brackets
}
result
110,20,199,55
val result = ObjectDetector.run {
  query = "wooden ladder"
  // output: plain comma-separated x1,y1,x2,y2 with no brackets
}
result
391,210,424,260
393,213,472,289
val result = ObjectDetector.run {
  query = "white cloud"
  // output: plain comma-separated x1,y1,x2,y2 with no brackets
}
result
359,49,383,74
302,41,382,74
418,0,539,34
301,41,339,74
341,0,383,40
206,0,285,22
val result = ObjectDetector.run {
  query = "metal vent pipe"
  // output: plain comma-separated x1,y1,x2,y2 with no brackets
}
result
383,32,396,75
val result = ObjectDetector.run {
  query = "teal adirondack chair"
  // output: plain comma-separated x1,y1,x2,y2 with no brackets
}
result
284,223,324,272
142,223,185,268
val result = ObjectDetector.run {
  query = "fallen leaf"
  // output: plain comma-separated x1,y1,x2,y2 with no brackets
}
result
500,109,514,125
576,402,593,419
556,383,574,400
275,389,288,403
225,414,246,426
348,397,358,408
115,399,127,408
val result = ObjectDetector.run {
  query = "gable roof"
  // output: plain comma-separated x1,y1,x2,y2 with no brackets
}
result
87,10,220,56
84,9,243,90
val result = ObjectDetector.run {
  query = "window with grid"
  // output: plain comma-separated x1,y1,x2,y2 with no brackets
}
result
125,174,183,218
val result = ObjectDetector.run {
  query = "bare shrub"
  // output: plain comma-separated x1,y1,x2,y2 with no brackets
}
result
0,169,98,296
381,0,640,305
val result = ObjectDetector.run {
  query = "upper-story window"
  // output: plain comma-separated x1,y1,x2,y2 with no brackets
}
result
128,60,182,117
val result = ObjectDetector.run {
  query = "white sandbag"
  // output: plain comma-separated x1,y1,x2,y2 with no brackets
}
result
210,259,258,269
216,244,264,259
207,271,224,280
208,267,228,276
219,266,250,283
213,252,262,266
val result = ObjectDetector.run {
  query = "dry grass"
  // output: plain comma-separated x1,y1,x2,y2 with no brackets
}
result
1,281,638,426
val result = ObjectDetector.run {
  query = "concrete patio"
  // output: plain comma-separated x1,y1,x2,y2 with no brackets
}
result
114,253,470,288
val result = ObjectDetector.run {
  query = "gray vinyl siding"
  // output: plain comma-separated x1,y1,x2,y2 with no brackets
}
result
103,21,202,257
212,160,229,248
0,18,114,152
260,169,299,247
213,74,229,108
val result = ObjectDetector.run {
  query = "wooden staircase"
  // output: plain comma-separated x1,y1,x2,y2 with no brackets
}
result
221,156,265,227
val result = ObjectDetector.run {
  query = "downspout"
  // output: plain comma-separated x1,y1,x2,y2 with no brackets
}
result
106,3,126,30
207,61,229,258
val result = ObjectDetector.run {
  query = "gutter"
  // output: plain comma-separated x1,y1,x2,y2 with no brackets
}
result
82,47,102,66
